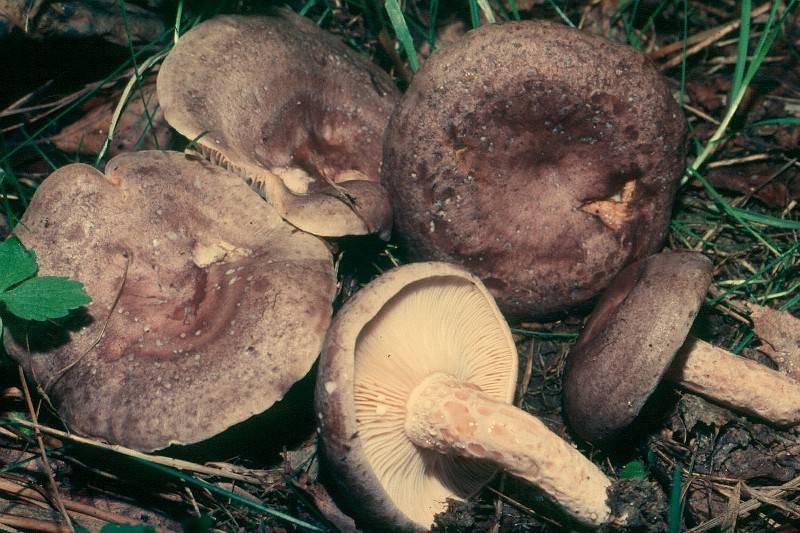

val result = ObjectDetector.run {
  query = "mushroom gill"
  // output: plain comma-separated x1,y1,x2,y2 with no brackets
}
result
353,276,517,525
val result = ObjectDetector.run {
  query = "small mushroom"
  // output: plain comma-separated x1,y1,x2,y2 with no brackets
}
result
3,151,336,451
316,263,615,530
382,21,686,318
158,11,398,239
563,250,800,443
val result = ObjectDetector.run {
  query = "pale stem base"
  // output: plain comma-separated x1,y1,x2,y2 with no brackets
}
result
404,373,613,528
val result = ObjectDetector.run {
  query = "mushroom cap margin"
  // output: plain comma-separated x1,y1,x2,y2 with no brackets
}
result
563,250,713,443
4,150,337,451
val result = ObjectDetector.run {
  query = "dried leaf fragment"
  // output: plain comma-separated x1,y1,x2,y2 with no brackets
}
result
750,303,800,380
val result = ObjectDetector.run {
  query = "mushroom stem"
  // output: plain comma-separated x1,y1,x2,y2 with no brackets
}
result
667,337,800,426
404,373,612,528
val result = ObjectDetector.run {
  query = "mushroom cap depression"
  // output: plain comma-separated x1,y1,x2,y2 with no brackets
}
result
315,262,518,531
158,11,398,238
563,251,713,443
4,151,336,452
383,21,687,318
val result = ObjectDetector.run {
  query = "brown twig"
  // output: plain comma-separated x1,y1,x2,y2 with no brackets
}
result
378,29,414,85
0,477,144,527
0,513,70,533
687,473,800,532
17,367,74,532
3,419,262,485
485,486,563,528
650,2,772,63
514,341,535,407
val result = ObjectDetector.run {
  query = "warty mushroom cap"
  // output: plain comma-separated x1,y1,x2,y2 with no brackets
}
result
316,262,614,530
382,20,687,318
563,251,712,443
157,11,398,239
3,150,336,452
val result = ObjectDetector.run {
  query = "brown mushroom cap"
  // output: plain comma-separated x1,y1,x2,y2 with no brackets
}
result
382,20,687,318
3,151,336,452
315,262,518,531
157,11,398,238
563,251,713,443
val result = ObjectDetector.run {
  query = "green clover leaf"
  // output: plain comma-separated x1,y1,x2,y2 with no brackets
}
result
0,237,91,323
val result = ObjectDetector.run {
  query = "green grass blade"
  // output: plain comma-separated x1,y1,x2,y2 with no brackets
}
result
732,330,756,354
492,0,511,21
708,241,800,306
131,96,161,151
403,16,429,40
781,292,800,312
428,0,439,46
128,457,327,532
731,0,752,98
729,208,800,230
477,0,496,23
679,0,688,106
94,49,169,165
640,0,670,34
667,465,683,533
741,1,784,86
19,128,57,171
510,328,578,339
0,152,32,217
469,0,481,28
0,455,39,474
116,1,160,155
690,168,781,255
546,0,575,27
384,0,420,71
747,117,800,127
686,0,795,179
620,0,642,49
173,0,184,43
299,0,317,16
0,32,171,167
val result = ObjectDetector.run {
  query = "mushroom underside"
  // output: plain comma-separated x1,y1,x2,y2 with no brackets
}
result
352,275,518,527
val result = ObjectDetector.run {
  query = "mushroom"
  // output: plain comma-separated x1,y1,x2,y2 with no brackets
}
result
157,11,398,239
3,150,336,451
563,250,800,443
316,262,616,530
382,20,687,318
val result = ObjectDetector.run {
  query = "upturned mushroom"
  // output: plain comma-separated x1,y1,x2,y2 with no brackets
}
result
315,262,618,530
382,20,686,318
563,250,800,443
4,151,336,451
157,10,398,239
